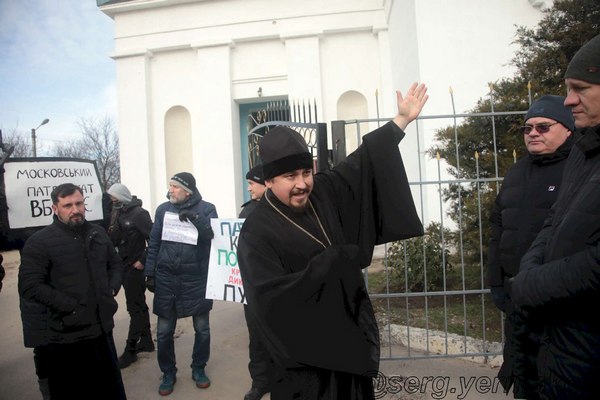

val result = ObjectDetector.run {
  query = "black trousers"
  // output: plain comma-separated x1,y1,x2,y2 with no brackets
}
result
47,331,126,400
243,305,272,389
33,344,51,379
123,266,151,343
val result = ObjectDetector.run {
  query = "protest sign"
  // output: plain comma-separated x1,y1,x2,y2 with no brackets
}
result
206,218,246,304
161,211,198,245
3,158,104,229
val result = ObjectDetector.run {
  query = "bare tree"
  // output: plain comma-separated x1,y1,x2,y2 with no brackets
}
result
0,127,32,158
52,116,120,190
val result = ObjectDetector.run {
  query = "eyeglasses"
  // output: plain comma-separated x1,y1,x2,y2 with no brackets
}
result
519,122,559,135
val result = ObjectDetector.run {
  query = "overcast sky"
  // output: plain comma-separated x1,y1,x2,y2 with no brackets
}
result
0,0,116,155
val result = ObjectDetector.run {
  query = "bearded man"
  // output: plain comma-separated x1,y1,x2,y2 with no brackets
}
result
19,183,126,399
238,83,428,399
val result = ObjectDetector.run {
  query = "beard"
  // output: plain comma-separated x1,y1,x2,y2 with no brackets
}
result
169,195,184,204
169,192,188,204
289,203,308,214
66,214,85,227
289,189,310,214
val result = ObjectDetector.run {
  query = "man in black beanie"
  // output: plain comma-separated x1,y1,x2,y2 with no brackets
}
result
239,165,266,219
238,83,427,400
488,95,574,399
145,172,218,396
512,33,600,399
238,165,272,400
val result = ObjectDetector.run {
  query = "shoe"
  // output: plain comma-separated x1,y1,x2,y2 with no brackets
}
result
118,349,138,369
118,340,139,369
135,335,155,353
192,366,211,388
244,386,269,400
158,374,176,396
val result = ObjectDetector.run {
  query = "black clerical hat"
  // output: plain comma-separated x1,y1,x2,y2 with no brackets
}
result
259,126,313,180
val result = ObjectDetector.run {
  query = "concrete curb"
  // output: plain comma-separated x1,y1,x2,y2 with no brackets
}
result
379,323,504,368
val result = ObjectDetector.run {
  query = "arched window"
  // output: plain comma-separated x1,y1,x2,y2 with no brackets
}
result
164,105,193,179
337,91,368,152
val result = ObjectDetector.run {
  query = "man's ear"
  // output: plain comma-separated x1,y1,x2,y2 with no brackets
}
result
265,178,274,189
51,204,57,215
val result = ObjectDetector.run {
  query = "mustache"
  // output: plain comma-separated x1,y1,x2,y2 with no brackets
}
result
291,189,308,195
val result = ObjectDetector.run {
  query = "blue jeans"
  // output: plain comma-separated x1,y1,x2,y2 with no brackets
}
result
156,312,211,376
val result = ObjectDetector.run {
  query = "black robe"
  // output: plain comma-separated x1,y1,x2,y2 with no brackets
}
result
237,121,423,399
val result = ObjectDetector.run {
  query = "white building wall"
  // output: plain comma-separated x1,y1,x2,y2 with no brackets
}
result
102,0,548,219
114,53,156,208
194,44,239,213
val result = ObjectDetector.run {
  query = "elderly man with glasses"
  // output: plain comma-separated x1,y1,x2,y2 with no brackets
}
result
488,95,574,400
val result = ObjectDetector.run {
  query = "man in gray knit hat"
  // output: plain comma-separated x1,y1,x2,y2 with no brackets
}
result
107,183,155,368
512,33,600,399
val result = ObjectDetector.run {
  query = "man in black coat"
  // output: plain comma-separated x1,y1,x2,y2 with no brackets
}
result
107,183,155,368
512,33,600,399
239,164,266,219
239,165,272,400
488,95,574,399
18,183,126,399
238,83,427,399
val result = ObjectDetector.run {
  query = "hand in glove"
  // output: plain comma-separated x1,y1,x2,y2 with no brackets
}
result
145,276,156,293
178,209,198,222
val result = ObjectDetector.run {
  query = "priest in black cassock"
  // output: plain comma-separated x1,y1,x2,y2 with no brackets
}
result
237,83,428,400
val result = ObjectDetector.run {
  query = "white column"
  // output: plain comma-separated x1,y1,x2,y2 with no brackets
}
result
114,52,159,212
194,43,241,218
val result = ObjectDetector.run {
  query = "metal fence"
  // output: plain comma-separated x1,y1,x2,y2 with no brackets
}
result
246,89,538,363
334,92,533,363
247,99,329,173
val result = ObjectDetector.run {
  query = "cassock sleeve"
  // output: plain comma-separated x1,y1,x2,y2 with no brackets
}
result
315,121,423,266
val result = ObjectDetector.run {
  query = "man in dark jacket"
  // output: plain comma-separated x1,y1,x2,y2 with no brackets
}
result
107,183,155,368
488,95,574,399
512,33,600,399
238,83,427,399
18,183,126,399
239,165,271,400
145,172,217,396
239,164,266,219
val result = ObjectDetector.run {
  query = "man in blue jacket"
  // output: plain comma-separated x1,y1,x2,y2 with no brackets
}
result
145,172,217,396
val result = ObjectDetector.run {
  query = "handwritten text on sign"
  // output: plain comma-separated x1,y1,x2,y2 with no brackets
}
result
206,218,246,304
3,159,103,229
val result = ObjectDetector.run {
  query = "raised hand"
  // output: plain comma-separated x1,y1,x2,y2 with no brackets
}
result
393,82,429,130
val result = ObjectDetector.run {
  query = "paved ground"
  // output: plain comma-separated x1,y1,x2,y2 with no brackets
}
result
0,250,508,400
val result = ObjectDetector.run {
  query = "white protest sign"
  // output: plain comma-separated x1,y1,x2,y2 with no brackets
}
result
206,218,246,304
161,211,198,244
3,158,104,229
